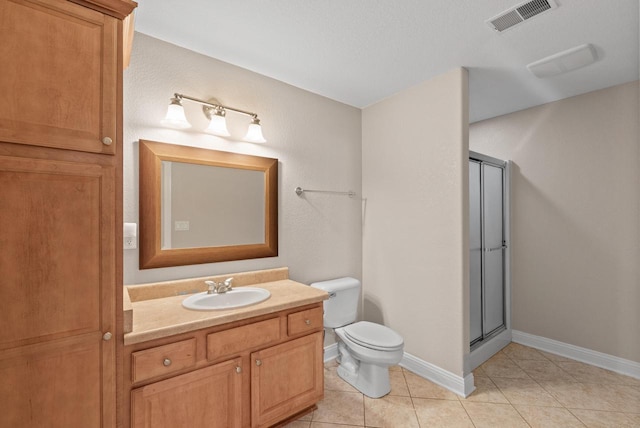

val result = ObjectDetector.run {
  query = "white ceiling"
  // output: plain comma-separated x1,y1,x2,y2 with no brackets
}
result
135,0,639,123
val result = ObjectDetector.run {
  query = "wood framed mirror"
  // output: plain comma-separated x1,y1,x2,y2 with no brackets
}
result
139,140,278,269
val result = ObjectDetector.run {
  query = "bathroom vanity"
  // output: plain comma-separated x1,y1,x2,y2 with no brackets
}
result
122,268,327,428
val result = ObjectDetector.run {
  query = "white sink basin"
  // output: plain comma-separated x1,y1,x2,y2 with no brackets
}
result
182,287,271,311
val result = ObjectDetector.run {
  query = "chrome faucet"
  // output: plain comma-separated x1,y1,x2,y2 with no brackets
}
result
218,277,233,293
205,277,234,294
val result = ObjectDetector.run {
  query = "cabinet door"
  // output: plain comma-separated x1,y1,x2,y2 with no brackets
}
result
131,358,243,428
0,0,117,154
251,332,323,428
0,337,104,427
0,154,116,426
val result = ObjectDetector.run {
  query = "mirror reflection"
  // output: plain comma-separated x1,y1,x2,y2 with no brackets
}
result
161,161,265,249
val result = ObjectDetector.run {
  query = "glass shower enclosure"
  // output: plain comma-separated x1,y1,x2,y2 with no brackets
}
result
469,152,510,351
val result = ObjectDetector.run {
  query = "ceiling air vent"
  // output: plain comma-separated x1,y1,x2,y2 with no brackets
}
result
486,0,558,33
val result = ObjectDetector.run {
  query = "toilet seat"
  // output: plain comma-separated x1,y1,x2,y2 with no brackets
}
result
343,321,404,351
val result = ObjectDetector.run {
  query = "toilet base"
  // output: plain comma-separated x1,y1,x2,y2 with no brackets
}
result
337,360,392,398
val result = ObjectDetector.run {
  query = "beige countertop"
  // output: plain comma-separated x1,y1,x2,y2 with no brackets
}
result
123,278,328,346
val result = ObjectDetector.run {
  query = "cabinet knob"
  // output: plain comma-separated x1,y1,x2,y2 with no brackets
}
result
163,358,172,367
255,359,262,367
236,366,242,374
102,332,112,341
102,137,113,146
305,319,311,325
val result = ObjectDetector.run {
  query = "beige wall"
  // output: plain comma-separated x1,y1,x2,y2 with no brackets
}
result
470,81,640,363
124,34,362,286
362,68,469,376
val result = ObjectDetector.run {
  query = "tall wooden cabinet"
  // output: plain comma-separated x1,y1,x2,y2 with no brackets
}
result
0,0,135,426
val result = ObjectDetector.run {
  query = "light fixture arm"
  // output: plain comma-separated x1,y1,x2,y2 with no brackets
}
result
174,93,258,119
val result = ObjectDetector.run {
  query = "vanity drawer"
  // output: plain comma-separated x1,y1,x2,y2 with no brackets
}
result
207,317,280,361
288,306,323,336
131,338,196,383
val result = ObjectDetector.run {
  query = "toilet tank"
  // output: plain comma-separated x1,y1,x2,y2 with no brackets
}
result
310,277,360,328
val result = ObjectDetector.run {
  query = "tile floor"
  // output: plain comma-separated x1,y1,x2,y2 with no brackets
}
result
285,343,640,427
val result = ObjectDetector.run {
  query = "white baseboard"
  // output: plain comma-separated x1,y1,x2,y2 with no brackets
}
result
400,352,475,398
512,330,640,380
324,345,474,397
324,343,339,363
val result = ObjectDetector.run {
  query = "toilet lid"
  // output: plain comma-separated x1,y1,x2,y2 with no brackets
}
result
343,321,404,350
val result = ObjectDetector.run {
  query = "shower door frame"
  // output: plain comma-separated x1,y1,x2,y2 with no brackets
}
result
469,151,511,361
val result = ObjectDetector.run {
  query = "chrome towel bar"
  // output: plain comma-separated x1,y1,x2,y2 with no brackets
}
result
295,186,356,198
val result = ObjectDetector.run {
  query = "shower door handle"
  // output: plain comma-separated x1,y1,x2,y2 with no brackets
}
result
484,245,507,252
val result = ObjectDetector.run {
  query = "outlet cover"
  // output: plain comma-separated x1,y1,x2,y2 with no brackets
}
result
124,236,137,250
175,220,190,231
123,222,137,250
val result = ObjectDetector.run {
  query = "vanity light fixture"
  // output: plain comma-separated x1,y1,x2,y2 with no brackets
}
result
204,106,230,137
162,93,266,143
244,117,267,143
160,97,190,129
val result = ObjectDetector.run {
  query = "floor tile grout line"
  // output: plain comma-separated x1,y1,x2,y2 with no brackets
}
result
458,400,479,428
523,367,575,411
401,367,422,428
528,373,568,409
490,374,568,410
509,401,536,428
563,407,590,428
405,366,480,428
361,387,366,428
491,346,554,427
489,350,573,414
541,355,581,384
488,376,523,419
504,361,568,409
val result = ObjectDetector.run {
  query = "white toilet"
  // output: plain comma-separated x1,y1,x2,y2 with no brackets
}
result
311,277,404,398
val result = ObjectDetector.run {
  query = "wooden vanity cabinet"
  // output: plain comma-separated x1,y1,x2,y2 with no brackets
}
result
0,0,135,426
125,303,324,428
131,358,243,428
251,333,324,427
